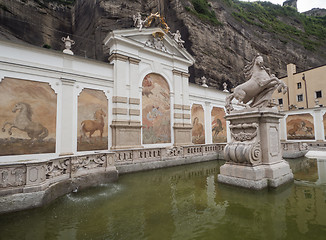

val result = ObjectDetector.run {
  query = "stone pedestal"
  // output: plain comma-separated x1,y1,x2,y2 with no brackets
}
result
173,123,192,146
111,120,143,149
218,108,293,190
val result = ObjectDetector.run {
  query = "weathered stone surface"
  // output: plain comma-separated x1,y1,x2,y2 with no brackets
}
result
1,0,326,88
283,0,297,10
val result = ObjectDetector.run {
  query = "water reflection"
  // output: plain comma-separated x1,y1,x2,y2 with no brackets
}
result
1,159,326,240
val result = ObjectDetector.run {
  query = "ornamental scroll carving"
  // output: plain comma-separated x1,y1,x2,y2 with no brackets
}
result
224,143,262,165
225,122,262,165
71,154,106,173
167,146,183,157
46,159,69,179
230,123,258,142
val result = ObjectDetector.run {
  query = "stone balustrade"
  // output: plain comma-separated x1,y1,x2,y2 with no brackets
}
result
114,144,225,174
0,143,225,214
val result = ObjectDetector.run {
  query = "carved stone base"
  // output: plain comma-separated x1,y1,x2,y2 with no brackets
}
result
219,108,293,190
218,161,293,190
173,123,192,146
111,121,143,150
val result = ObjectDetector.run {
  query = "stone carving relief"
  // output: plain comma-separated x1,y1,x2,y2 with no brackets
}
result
0,167,26,188
145,35,168,53
225,54,287,114
167,146,183,157
71,154,106,173
224,121,262,165
46,158,69,179
224,143,262,165
230,123,258,142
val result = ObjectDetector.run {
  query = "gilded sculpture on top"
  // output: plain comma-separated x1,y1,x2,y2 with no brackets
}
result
225,54,288,114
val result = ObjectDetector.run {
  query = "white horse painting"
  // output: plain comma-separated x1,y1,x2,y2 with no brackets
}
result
2,102,48,141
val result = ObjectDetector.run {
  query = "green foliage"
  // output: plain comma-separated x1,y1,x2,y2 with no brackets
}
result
227,0,326,51
186,0,221,25
42,44,51,49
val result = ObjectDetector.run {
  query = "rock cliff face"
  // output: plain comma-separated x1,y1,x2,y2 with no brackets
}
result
1,0,326,90
283,0,297,10
304,8,326,17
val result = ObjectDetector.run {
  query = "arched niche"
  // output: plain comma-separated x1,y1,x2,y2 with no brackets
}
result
142,73,171,144
0,77,57,155
77,88,108,151
211,107,227,143
191,104,205,144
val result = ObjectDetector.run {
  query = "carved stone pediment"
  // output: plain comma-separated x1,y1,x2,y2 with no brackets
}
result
104,28,195,65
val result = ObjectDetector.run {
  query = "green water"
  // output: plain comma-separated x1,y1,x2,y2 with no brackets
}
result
1,158,326,240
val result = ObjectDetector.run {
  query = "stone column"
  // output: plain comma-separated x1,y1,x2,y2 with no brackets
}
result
313,108,324,142
205,101,212,144
59,78,76,156
172,70,192,145
218,108,293,190
109,53,142,149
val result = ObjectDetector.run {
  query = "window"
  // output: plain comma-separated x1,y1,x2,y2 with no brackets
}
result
297,82,302,89
297,94,303,102
316,90,322,98
278,98,283,105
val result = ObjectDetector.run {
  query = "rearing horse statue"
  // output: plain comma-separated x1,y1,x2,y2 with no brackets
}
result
225,55,287,114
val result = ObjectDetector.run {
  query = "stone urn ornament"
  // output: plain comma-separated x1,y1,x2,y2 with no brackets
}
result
61,36,75,55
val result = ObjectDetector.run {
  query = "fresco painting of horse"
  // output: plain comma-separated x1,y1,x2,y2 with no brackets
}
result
211,107,227,143
142,73,171,144
0,78,56,156
77,89,108,151
191,104,205,144
286,114,315,140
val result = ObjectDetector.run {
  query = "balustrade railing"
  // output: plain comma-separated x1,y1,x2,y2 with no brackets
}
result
113,143,225,166
0,143,225,195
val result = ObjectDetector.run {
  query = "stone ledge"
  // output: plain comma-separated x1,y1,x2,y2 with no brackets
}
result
218,174,268,190
0,169,118,214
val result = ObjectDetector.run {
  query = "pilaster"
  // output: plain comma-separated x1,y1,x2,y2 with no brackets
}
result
172,70,192,145
59,78,76,156
109,53,142,149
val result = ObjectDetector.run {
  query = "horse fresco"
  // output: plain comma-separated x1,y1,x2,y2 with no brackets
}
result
225,55,287,113
77,88,108,151
2,102,48,141
211,107,227,143
80,109,106,142
191,104,205,144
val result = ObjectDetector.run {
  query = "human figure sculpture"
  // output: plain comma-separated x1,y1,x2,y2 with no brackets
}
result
133,12,146,31
225,55,288,114
170,30,185,48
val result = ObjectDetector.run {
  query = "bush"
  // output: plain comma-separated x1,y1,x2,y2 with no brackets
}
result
227,0,326,51
186,0,222,25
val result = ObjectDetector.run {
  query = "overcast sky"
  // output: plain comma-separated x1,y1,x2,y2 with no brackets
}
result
238,0,326,12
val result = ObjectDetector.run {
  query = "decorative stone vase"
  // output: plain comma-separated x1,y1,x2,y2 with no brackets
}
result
218,108,293,190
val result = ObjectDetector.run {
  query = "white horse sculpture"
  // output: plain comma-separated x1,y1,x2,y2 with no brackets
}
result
225,55,287,113
2,102,48,140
